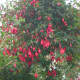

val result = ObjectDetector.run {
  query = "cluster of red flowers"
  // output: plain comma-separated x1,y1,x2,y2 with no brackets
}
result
3,45,42,67
62,18,68,26
46,23,54,36
1,0,74,79
48,69,56,77
41,38,50,48
66,56,72,61
30,0,39,7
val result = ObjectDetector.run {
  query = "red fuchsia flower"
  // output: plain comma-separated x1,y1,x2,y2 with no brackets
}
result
64,21,68,26
4,48,7,51
30,0,39,7
22,48,26,54
25,53,27,58
56,57,61,62
3,51,6,56
13,48,17,53
47,16,51,21
27,29,29,33
5,27,9,32
11,27,17,34
57,2,62,6
6,49,11,56
70,78,73,80
30,45,32,49
48,70,52,76
38,48,41,53
60,47,66,55
18,54,22,57
13,63,16,68
32,35,36,39
19,12,23,17
35,52,38,57
31,55,34,61
16,14,19,19
41,39,50,48
44,39,50,48
51,56,55,61
70,43,72,47
62,18,68,26
9,68,14,72
50,51,54,55
48,70,56,77
24,0,26,2
13,40,15,45
48,23,52,27
36,4,39,7
62,18,65,22
28,61,32,67
33,47,36,51
18,54,26,62
41,39,44,45
19,46,23,52
46,23,53,36
34,73,38,78
66,56,72,61
52,69,56,77
28,50,32,58
37,16,42,20
40,29,44,33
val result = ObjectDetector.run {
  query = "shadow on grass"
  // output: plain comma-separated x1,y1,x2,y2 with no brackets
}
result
0,68,35,80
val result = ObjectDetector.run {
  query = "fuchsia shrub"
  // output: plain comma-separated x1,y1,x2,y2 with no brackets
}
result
0,0,80,80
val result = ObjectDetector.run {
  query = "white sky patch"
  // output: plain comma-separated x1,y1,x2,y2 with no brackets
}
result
66,0,80,9
0,0,6,5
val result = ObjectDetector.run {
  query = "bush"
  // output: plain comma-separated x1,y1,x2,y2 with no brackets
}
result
0,0,80,80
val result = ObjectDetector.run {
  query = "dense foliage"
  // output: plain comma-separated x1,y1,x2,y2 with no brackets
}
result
0,0,80,80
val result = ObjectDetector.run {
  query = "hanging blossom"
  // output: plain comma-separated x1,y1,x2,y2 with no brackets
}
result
47,16,52,21
11,27,18,34
62,18,68,26
59,42,66,55
41,38,50,48
3,51,6,56
37,16,42,20
66,56,72,61
46,23,54,36
48,69,56,77
34,73,38,78
18,54,26,62
60,47,66,55
13,63,16,68
30,0,39,7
